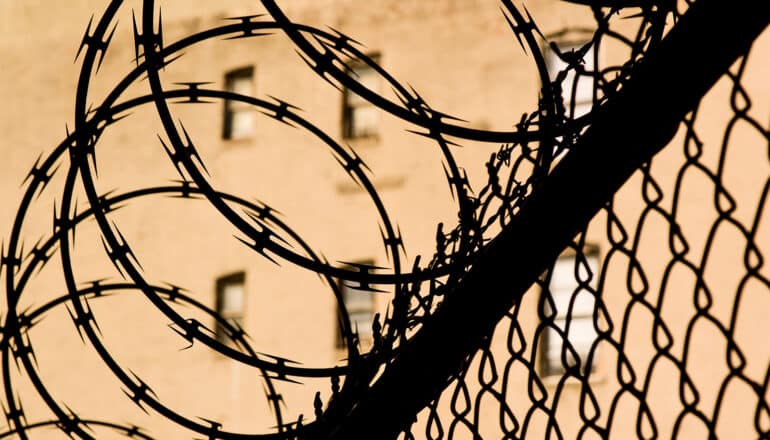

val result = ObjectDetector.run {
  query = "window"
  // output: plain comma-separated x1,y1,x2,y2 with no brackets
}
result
215,272,246,343
541,248,600,376
342,56,380,139
545,42,595,118
336,262,377,349
223,67,255,140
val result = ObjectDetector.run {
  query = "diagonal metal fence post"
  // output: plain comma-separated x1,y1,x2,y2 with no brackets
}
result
324,0,770,438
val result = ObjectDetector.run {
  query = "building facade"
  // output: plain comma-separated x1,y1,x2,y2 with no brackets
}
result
1,0,768,438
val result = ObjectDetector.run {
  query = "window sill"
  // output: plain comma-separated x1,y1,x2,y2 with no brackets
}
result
540,369,606,388
222,136,255,146
343,134,380,147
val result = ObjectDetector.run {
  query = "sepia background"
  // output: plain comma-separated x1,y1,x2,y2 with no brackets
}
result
1,1,768,438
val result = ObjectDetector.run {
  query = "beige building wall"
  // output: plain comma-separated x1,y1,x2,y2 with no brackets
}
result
1,1,768,438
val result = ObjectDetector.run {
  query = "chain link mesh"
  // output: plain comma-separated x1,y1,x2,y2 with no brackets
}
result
403,5,770,439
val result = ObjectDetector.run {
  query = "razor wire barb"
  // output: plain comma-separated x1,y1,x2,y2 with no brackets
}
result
1,0,769,439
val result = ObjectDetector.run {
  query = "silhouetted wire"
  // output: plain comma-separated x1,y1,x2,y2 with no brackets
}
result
1,0,767,439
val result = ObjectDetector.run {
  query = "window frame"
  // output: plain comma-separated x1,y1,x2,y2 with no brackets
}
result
335,260,377,349
214,271,246,344
222,66,255,140
341,54,381,140
543,38,597,120
539,245,600,377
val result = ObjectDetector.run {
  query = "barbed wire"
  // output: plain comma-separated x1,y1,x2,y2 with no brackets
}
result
1,0,767,439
